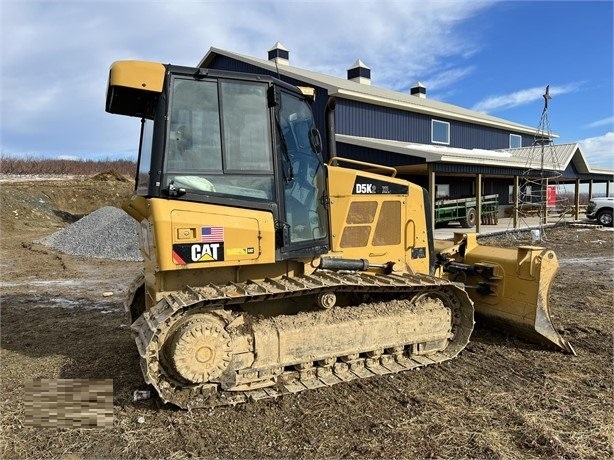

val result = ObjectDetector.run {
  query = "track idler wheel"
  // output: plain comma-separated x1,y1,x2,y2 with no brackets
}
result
166,315,233,384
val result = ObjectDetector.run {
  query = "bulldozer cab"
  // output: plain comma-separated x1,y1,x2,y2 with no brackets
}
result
108,62,329,260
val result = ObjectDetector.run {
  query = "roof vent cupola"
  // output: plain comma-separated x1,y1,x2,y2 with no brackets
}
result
410,81,427,98
347,59,371,85
268,42,289,66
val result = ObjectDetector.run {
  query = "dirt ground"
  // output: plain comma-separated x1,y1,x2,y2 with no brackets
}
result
1,176,612,459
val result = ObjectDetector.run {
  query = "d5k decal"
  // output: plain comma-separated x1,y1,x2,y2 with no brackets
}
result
173,242,225,264
352,176,409,195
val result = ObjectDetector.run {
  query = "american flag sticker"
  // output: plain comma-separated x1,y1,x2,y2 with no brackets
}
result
201,226,224,242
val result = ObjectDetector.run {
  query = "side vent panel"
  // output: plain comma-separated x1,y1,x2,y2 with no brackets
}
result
340,226,371,248
339,200,401,248
346,201,377,224
373,201,401,246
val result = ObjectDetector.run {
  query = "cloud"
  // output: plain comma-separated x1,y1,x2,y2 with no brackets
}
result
1,78,62,133
579,132,614,169
0,1,497,159
584,116,614,130
419,66,476,97
471,83,582,113
293,2,491,91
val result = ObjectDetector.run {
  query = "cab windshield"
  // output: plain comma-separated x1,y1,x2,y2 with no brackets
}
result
164,78,274,200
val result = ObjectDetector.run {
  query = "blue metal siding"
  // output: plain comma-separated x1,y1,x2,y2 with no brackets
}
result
336,99,534,150
558,160,584,180
520,134,533,147
448,180,473,197
433,163,526,176
336,99,431,143
486,180,513,204
336,144,424,167
207,55,273,76
556,161,613,181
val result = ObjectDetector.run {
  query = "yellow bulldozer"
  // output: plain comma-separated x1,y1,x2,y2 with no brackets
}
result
106,60,574,409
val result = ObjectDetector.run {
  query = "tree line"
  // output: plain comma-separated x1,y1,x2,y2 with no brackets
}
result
0,155,136,177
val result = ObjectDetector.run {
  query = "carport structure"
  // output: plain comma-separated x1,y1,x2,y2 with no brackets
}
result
337,136,613,232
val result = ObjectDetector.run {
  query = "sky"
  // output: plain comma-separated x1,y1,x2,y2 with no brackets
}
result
1,0,613,169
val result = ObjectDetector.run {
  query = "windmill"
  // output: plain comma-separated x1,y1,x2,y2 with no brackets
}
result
515,85,570,241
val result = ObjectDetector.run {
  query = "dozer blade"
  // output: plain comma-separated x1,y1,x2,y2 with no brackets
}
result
436,233,575,355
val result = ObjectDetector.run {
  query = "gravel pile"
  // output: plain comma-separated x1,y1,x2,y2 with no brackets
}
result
38,206,142,261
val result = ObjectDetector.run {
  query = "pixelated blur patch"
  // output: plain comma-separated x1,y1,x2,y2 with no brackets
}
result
25,378,113,428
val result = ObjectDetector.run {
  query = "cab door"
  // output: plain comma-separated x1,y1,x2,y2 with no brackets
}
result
275,90,329,259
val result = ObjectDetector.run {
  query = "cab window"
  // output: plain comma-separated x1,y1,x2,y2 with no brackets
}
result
165,78,274,201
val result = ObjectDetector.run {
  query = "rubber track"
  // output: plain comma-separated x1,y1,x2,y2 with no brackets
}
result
132,271,474,409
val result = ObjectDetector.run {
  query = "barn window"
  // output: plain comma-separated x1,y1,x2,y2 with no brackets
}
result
510,134,522,148
436,184,450,198
431,120,450,145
